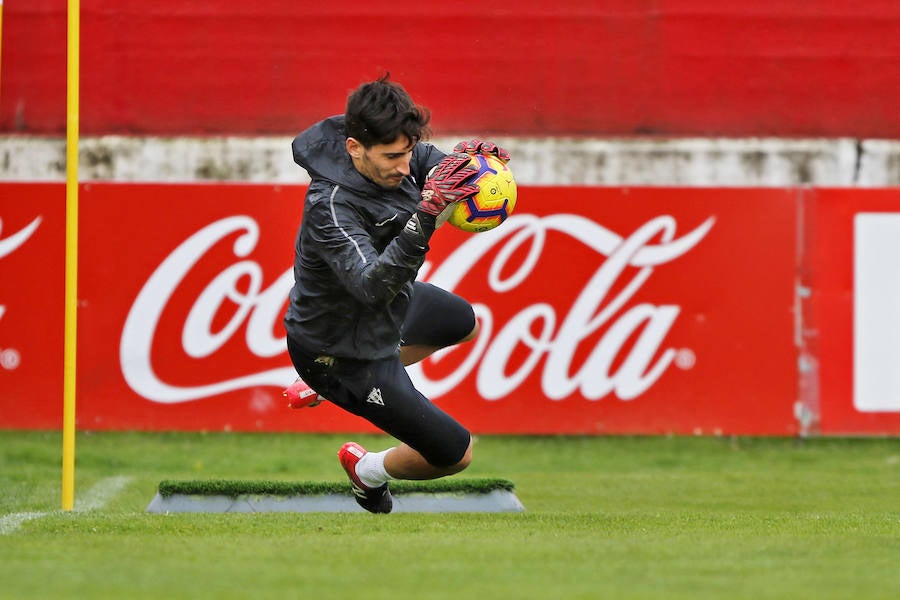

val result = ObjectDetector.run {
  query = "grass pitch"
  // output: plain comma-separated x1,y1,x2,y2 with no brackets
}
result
1,431,898,599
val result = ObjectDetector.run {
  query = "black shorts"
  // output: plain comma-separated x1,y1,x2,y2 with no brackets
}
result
401,282,476,348
286,282,474,467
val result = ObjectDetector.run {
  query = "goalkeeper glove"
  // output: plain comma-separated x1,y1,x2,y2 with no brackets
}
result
400,153,479,253
418,153,480,215
452,139,511,163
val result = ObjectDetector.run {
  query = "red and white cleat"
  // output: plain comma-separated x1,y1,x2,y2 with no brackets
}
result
283,377,325,409
337,442,393,514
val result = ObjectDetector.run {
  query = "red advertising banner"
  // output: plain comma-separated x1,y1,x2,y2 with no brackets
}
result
0,184,66,428
804,189,900,434
419,188,799,435
1,183,801,434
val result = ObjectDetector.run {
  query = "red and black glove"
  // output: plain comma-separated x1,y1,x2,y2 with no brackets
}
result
452,139,511,163
418,153,480,215
399,153,479,253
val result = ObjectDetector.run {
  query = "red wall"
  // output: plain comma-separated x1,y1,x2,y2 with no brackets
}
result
2,1,899,136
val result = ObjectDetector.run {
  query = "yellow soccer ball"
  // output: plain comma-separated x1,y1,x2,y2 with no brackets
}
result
446,154,518,233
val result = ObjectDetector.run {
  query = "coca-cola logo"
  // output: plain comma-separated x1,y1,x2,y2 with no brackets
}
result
0,217,41,260
412,214,714,400
0,216,42,371
120,213,713,404
120,216,296,402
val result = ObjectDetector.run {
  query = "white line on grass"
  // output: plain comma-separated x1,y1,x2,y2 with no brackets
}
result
75,475,132,512
0,476,134,535
0,512,49,535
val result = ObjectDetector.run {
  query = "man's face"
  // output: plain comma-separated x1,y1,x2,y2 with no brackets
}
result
347,135,414,190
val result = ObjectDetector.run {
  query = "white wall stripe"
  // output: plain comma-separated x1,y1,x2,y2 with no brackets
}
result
4,135,899,186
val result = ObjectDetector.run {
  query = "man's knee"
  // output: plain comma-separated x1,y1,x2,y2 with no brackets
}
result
460,319,480,344
457,440,473,470
444,438,473,474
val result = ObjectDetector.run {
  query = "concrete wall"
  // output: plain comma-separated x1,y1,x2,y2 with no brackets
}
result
2,135,899,186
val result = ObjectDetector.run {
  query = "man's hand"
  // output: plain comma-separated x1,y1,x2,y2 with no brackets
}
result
452,139,511,163
418,153,479,216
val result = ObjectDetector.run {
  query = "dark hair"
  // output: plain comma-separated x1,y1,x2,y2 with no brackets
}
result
344,74,432,148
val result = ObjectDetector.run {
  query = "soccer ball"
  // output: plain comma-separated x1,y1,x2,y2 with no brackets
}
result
445,154,517,233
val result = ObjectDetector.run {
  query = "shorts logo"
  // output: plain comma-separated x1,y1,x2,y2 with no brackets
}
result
366,387,384,406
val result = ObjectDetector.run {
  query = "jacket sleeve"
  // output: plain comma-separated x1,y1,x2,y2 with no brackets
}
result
304,187,425,307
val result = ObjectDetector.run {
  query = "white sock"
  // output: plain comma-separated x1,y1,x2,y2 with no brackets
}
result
355,448,395,488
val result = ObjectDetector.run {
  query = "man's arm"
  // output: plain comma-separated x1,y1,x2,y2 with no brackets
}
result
307,149,502,307
305,189,424,307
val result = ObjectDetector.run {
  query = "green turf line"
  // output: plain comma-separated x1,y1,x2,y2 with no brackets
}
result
158,478,515,498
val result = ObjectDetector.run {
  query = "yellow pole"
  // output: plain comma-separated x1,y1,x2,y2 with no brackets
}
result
62,0,80,511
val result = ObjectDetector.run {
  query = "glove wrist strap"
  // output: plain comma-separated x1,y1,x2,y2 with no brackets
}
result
398,210,437,254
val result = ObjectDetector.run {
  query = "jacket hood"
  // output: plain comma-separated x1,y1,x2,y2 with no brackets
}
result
292,114,446,201
292,115,376,196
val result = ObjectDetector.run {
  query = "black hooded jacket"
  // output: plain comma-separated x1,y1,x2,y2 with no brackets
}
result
283,115,446,359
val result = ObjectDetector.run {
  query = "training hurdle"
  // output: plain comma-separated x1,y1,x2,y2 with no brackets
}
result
146,479,525,513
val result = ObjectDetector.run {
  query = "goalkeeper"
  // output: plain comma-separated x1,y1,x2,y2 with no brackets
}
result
283,75,510,513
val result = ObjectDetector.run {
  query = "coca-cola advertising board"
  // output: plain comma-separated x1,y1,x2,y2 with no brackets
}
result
2,183,802,434
0,185,66,428
804,189,900,434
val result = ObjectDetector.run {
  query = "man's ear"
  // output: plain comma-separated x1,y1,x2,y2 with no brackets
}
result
346,137,363,159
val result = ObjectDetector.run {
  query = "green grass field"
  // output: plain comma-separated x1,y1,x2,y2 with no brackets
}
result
1,431,898,599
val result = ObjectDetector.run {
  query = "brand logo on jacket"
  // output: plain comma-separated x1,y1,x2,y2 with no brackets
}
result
375,214,398,227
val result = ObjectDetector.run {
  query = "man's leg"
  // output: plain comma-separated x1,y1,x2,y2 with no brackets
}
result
337,352,473,483
380,283,478,479
383,438,473,480
286,283,477,408
340,437,471,514
399,319,479,366
399,281,479,365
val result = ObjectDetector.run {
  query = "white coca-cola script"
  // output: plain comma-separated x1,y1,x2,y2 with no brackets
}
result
412,214,714,400
120,213,714,404
0,216,43,324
